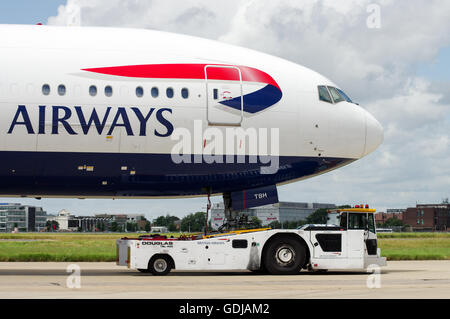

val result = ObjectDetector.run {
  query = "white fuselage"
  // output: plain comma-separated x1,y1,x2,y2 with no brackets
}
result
0,25,383,198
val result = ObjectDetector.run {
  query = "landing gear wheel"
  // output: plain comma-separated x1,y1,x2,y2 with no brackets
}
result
264,238,305,275
148,256,172,276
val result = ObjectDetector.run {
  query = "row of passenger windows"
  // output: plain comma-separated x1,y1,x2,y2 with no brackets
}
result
318,85,353,104
41,84,190,99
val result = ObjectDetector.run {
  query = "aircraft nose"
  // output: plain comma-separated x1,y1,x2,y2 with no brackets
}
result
364,110,384,156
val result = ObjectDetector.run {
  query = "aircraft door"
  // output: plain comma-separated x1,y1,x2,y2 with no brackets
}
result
205,65,243,126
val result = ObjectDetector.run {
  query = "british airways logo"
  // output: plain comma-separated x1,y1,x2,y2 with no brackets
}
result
82,64,282,113
7,105,174,137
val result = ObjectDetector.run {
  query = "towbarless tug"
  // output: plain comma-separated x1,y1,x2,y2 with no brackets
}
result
116,207,386,275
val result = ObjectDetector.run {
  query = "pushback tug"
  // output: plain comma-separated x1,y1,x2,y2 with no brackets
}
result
116,205,386,275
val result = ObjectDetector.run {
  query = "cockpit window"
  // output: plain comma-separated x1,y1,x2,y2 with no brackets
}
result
336,88,353,103
318,86,333,103
328,87,345,103
318,85,354,104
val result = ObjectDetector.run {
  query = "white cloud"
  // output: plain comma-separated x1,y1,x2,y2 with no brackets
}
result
49,0,240,39
216,0,450,102
366,78,449,130
44,0,450,214
48,0,450,101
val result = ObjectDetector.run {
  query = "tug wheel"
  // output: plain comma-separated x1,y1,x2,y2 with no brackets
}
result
148,255,172,276
264,237,305,275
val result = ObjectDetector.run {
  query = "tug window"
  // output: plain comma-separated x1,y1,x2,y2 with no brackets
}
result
42,84,51,96
181,88,189,99
318,85,332,103
340,213,348,229
105,86,113,97
348,213,367,230
368,214,376,233
151,87,159,98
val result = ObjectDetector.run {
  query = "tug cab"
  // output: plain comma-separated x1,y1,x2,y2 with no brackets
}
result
327,206,379,256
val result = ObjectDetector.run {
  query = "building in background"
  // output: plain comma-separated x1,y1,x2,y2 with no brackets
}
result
46,209,77,231
0,203,47,232
403,203,450,231
210,202,336,230
44,212,147,232
1,203,150,233
124,214,146,222
94,213,146,232
151,226,169,233
375,209,405,225
75,216,113,232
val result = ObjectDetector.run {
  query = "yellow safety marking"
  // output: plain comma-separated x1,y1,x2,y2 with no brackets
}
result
202,228,272,239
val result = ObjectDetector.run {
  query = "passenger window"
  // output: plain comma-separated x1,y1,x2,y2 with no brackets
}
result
327,87,345,103
89,85,97,97
181,88,189,99
42,84,51,96
151,87,159,98
105,86,113,97
58,85,66,96
318,86,332,103
166,87,174,98
136,86,144,98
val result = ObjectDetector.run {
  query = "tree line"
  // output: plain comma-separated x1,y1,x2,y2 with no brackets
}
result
151,212,209,233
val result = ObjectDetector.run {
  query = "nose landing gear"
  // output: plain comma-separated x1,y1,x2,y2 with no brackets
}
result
217,192,259,231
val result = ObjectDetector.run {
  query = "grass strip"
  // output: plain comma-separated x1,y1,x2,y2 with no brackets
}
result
0,232,448,262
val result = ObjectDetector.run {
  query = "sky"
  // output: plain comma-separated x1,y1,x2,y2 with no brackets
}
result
0,0,449,220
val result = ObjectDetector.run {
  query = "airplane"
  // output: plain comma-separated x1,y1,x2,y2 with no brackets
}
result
0,24,383,228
